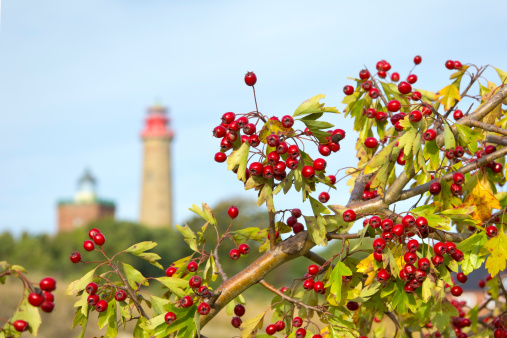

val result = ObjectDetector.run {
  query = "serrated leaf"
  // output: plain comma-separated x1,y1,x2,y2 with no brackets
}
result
240,310,268,338
293,94,339,117
455,124,483,154
356,253,376,286
257,183,275,212
203,251,218,282
325,261,352,304
464,182,501,222
484,229,507,277
364,142,395,174
258,120,296,144
9,289,42,336
122,263,148,291
494,67,507,83
421,278,434,302
436,82,461,110
137,252,164,270
66,268,96,296
226,141,251,182
189,203,217,225
176,224,198,251
457,232,487,275
155,277,188,298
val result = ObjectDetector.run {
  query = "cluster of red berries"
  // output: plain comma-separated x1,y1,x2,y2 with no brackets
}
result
286,208,306,234
302,264,325,294
85,281,111,313
476,144,503,174
361,182,378,201
492,317,507,338
163,260,215,325
69,228,106,264
264,317,315,338
445,60,463,70
447,298,472,338
27,277,56,314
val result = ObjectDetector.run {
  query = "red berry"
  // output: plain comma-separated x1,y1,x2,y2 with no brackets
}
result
377,269,391,283
369,216,381,228
41,301,54,313
266,134,280,147
485,145,497,154
407,239,419,252
392,224,405,237
165,312,177,324
415,269,427,282
359,69,370,80
165,266,177,277
318,144,331,156
43,291,54,302
332,129,346,141
28,292,45,307
87,294,99,306
231,316,242,328
93,233,105,246
453,172,465,185
308,264,319,275
404,282,415,293
387,100,401,112
288,144,300,158
40,277,56,292
86,282,98,295
418,258,430,271
70,251,82,263
303,278,315,290
275,320,286,332
412,91,422,100
249,162,264,176
281,115,294,128
244,71,257,86
373,251,383,262
451,285,463,297
391,72,400,82
493,163,503,174
296,328,307,338
115,289,127,302
343,85,354,95
429,182,442,195
434,242,447,255
318,192,330,203
414,55,422,64
451,249,464,262
402,215,415,228
238,243,250,255
432,255,444,266
457,272,468,283
346,301,359,311
230,249,240,260
197,302,210,315
398,81,412,94
243,123,256,135
214,152,226,163
342,209,356,222
187,261,198,272
381,219,394,231
96,300,108,312
232,304,246,317
302,166,315,178
364,137,378,148
404,252,418,265
180,295,193,308
362,81,373,91
373,238,386,251
189,276,202,288
292,316,303,327
422,106,433,115
454,61,463,69
382,231,394,242
409,110,422,122
293,223,304,233
478,280,486,288
451,183,463,196
407,74,418,84
88,228,100,239
453,110,464,120
228,206,239,219
486,225,498,237
13,320,29,332
313,281,324,293
369,88,380,99
83,240,95,251
446,242,457,254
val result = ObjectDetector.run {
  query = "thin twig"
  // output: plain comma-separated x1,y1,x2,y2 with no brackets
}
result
258,279,322,312
212,250,228,281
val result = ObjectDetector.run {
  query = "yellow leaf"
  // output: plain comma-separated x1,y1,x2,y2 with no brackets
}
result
356,253,376,286
258,120,295,144
481,81,502,125
435,83,461,110
464,182,501,222
484,230,507,277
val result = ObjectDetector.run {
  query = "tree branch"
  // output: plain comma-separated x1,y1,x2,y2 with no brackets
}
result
348,172,373,204
467,120,507,137
212,250,228,281
326,233,361,240
465,85,507,122
485,135,507,146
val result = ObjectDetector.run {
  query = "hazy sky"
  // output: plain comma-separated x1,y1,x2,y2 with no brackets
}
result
1,0,507,235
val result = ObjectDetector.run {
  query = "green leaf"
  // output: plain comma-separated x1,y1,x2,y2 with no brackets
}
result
444,122,456,150
150,295,170,316
125,241,158,255
155,277,188,298
98,299,116,329
136,252,164,270
226,141,250,182
411,204,451,231
293,94,339,117
240,311,268,338
122,263,148,291
494,67,507,83
325,261,352,304
421,278,434,303
203,251,218,282
189,203,216,225
66,268,96,296
176,224,198,251
364,142,396,174
458,233,488,276
398,124,418,158
9,289,42,336
423,139,440,171
456,124,484,153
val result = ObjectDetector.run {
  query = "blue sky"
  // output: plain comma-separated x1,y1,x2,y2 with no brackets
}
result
1,0,507,235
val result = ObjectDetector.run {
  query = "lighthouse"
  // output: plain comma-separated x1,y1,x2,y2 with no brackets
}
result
139,104,174,227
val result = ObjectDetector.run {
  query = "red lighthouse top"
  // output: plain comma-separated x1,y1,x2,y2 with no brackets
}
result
141,105,174,139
